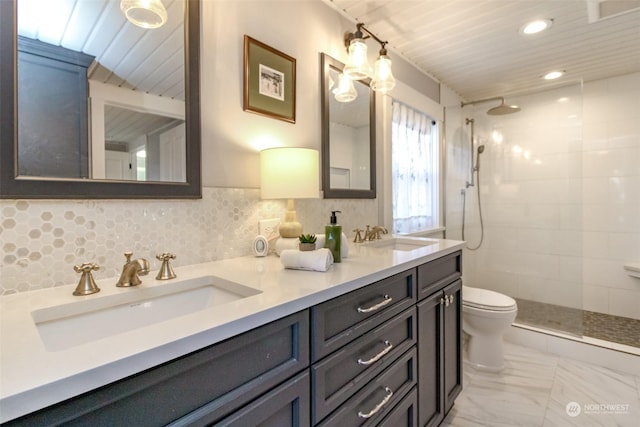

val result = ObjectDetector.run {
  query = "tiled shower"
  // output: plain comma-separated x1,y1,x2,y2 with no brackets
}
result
446,72,640,351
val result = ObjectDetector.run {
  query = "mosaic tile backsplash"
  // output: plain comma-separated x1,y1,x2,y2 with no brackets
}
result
0,187,378,294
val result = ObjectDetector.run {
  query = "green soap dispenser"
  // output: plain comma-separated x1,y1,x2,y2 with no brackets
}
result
325,210,342,263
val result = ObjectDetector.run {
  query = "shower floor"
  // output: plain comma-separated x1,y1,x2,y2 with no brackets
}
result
513,298,640,349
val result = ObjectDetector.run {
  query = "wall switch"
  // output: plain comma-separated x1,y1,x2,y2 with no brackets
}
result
259,218,280,240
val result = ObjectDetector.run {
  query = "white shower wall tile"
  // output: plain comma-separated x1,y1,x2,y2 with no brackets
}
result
608,289,640,320
583,285,610,314
0,187,379,294
450,73,640,320
609,232,640,260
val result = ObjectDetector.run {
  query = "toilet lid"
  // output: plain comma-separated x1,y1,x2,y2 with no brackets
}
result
463,286,517,311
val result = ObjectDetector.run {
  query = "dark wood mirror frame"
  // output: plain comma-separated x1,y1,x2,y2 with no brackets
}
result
0,0,201,199
321,53,376,199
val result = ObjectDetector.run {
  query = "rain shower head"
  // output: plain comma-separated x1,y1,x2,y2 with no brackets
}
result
461,96,521,115
487,101,521,115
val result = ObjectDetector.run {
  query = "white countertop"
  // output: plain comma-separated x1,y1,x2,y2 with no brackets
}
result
0,237,464,422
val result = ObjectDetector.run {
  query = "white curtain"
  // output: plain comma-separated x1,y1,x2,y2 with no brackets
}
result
392,101,438,234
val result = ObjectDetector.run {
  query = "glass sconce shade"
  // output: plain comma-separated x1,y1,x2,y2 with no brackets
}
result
333,73,358,102
371,55,396,92
344,39,372,80
120,0,168,29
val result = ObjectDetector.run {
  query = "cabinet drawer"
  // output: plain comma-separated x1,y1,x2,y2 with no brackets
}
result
317,348,418,427
209,372,310,427
378,387,418,427
312,269,417,361
312,307,416,423
7,311,309,427
417,251,462,300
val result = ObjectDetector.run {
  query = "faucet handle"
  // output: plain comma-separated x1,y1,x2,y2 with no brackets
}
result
73,262,101,296
353,228,364,243
155,253,177,280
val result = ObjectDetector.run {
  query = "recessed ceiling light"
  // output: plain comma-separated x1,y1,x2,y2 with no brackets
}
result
520,19,553,35
544,71,564,80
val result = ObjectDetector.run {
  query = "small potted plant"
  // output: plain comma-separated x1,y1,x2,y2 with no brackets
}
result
298,234,317,251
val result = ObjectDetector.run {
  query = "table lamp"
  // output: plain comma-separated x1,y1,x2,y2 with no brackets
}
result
260,147,319,238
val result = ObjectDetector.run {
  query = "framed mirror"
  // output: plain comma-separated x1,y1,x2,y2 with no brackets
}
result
321,53,376,199
0,0,201,199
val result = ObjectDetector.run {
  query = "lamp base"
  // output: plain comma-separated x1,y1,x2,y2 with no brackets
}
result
278,199,303,238
279,220,302,238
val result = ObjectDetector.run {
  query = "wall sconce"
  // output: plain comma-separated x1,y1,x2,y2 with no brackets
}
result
260,147,320,239
333,73,357,102
120,0,168,29
344,23,396,93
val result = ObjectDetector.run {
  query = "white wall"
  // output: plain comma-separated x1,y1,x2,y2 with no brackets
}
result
447,72,640,320
200,0,438,189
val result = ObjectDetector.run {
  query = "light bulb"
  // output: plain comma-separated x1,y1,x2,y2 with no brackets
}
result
334,73,357,102
343,39,372,80
371,54,395,92
120,0,168,29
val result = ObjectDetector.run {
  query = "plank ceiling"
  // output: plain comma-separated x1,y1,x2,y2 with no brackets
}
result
328,0,640,101
16,1,640,104
17,0,185,101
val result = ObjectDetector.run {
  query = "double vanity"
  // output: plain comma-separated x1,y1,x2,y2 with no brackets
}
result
0,237,464,426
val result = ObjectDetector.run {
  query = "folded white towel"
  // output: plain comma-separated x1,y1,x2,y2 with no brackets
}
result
315,232,349,258
280,248,334,272
274,237,300,256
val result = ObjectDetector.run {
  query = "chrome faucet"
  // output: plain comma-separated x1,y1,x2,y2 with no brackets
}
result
116,252,149,287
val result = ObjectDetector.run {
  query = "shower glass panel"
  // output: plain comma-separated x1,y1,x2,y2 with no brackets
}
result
461,83,585,338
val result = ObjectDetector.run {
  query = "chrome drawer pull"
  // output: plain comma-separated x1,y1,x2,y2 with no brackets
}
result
357,387,394,419
357,340,393,365
357,294,392,313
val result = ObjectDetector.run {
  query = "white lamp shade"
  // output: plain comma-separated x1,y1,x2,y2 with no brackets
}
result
260,148,319,199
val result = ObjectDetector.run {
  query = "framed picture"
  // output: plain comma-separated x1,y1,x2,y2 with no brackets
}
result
243,35,296,123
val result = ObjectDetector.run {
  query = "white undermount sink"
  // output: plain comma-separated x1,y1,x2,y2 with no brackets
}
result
31,276,262,351
364,236,439,252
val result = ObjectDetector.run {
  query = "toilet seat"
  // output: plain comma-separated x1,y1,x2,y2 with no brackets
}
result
463,286,517,312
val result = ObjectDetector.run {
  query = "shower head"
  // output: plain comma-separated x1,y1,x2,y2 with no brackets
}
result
461,96,521,115
487,101,521,115
477,145,485,154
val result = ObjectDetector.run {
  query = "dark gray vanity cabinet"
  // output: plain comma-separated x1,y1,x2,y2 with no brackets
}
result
3,311,310,427
417,251,463,427
209,371,310,426
310,268,418,425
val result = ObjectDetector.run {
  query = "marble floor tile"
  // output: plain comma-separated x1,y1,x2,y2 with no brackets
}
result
543,397,637,427
447,381,550,426
443,341,640,427
547,359,640,427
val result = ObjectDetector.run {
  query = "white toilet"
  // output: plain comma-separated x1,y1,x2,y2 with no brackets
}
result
462,285,517,371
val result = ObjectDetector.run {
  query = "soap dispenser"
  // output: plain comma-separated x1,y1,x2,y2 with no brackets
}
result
325,210,342,263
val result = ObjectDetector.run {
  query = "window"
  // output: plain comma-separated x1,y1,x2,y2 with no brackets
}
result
391,101,439,234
